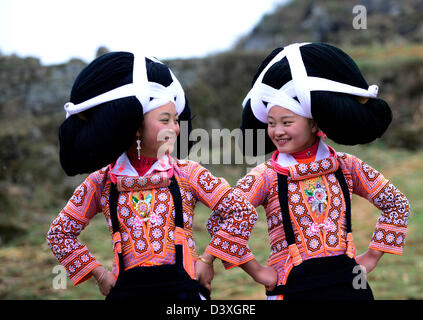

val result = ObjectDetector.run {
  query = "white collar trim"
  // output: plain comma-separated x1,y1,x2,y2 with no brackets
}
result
276,139,331,167
110,152,172,177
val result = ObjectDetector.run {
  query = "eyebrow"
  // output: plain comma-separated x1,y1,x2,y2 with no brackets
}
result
267,115,295,120
160,112,178,117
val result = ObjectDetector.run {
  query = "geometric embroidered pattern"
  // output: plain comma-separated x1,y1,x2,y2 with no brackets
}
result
227,151,410,286
47,158,258,285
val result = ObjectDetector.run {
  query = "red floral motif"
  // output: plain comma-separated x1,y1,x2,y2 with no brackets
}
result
289,157,338,180
361,162,380,181
237,175,256,192
69,184,87,207
198,169,221,193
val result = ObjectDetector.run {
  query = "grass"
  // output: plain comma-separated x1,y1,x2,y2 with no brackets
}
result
0,143,422,300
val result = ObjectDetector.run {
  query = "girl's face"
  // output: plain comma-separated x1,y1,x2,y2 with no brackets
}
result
267,106,317,154
138,102,180,158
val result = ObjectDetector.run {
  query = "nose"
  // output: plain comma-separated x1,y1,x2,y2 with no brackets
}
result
171,120,180,136
274,124,286,137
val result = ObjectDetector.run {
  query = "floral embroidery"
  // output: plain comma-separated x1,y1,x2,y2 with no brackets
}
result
304,177,328,217
237,175,256,192
132,191,153,221
48,159,258,286
149,213,160,225
306,218,336,236
69,184,87,207
198,170,221,193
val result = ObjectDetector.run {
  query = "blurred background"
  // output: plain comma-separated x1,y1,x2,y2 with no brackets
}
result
0,0,422,299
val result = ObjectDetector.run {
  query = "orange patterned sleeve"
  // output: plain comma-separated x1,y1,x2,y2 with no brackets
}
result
46,169,107,285
184,161,258,267
340,153,410,255
206,164,271,269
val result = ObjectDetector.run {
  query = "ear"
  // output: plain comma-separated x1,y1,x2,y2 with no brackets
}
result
310,119,318,134
355,96,369,104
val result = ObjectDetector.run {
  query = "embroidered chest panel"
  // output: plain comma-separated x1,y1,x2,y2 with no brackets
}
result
117,187,175,257
287,172,346,256
102,177,196,261
265,157,351,258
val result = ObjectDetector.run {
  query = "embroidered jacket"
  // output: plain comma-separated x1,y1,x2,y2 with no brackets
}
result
46,155,257,285
207,147,410,286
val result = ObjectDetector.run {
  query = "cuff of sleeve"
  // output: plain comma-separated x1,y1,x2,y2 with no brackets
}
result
73,261,102,286
61,247,101,286
369,224,407,256
205,231,255,269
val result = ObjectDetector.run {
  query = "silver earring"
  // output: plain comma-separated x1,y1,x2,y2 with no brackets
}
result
136,136,141,160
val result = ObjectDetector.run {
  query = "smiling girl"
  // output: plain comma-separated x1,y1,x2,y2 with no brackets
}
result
208,42,410,300
46,52,275,300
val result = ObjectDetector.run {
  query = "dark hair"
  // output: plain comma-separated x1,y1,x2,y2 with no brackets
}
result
59,52,192,176
241,43,392,156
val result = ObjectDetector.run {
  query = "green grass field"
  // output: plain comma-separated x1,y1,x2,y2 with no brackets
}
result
0,142,422,300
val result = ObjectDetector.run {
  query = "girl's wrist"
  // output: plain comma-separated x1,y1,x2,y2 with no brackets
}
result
200,252,216,264
368,248,384,260
96,269,108,285
92,265,106,282
199,256,213,266
199,252,216,267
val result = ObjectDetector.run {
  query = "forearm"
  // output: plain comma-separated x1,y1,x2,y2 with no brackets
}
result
47,210,102,285
240,258,278,290
356,248,385,274
239,258,263,281
367,248,384,261
348,156,409,255
91,265,107,281
204,191,258,267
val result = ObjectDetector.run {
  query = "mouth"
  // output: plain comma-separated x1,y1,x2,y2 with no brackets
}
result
163,136,176,143
158,129,177,143
275,137,290,146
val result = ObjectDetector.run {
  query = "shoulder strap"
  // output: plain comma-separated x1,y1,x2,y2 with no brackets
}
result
169,175,184,229
168,175,184,269
109,183,120,234
334,167,352,234
109,182,125,272
277,174,296,245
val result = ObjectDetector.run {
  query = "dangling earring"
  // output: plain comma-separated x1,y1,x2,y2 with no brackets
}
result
136,133,141,160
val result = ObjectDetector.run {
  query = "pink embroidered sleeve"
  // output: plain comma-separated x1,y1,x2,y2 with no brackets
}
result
46,170,107,285
234,165,271,207
340,153,410,255
185,162,258,267
206,165,270,269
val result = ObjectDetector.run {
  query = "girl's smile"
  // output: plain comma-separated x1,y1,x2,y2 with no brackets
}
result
267,105,318,154
131,102,180,158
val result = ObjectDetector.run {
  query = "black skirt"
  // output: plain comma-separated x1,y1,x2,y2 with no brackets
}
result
267,255,374,300
105,264,210,301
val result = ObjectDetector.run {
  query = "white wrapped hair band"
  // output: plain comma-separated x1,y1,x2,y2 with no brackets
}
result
243,43,379,123
64,54,185,119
